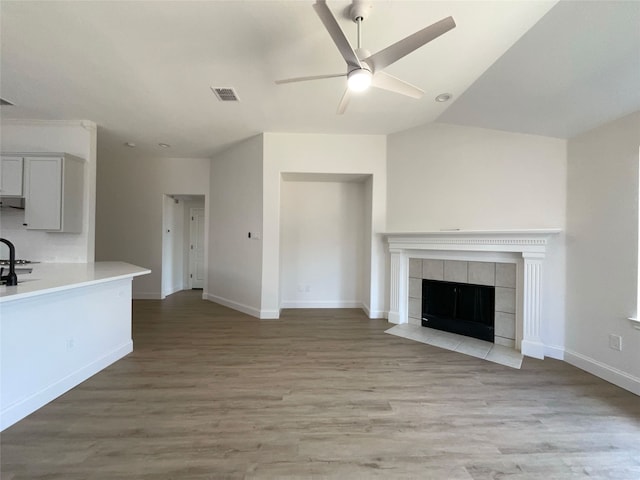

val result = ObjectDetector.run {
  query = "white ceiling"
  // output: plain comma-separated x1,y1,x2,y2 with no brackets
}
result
1,1,637,158
439,0,640,138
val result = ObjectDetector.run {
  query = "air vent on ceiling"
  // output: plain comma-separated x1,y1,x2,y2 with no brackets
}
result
0,98,15,106
211,87,239,102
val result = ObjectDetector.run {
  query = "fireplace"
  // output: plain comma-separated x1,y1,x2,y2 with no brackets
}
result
384,229,561,359
422,279,495,342
409,259,516,346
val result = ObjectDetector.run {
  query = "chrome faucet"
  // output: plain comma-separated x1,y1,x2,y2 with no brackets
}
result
0,238,18,286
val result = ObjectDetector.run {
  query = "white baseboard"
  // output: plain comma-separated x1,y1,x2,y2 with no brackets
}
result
564,349,640,396
280,300,363,309
1,341,133,431
259,310,280,320
544,344,565,360
133,292,162,300
162,284,183,298
204,293,261,319
361,303,388,319
521,339,545,360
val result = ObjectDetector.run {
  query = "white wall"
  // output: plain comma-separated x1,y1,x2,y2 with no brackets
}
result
95,147,210,298
280,179,365,308
207,135,264,316
387,122,567,231
263,133,387,319
0,119,97,262
565,110,640,395
387,122,568,356
362,177,374,310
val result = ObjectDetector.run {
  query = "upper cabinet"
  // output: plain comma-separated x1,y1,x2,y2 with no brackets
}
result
24,154,84,233
0,156,24,197
1,153,85,233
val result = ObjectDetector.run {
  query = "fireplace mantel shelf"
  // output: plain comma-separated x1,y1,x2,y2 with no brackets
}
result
383,229,561,235
383,229,561,255
383,229,562,360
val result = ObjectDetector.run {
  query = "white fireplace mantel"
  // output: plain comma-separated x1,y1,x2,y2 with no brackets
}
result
384,229,561,359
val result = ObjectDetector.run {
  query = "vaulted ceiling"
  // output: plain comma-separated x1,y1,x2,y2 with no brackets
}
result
1,1,638,158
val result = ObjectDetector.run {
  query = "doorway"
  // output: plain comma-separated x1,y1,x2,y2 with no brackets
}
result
161,194,206,298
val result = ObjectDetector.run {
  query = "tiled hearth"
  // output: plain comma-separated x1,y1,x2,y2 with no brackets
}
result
385,323,523,369
408,258,516,348
384,230,560,359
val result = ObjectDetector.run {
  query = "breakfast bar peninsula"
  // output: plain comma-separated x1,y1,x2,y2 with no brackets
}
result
0,262,150,430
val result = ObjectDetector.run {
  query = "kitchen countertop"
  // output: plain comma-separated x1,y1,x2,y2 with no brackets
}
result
0,262,151,303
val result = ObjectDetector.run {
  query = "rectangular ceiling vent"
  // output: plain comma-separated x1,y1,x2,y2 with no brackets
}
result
0,98,15,106
211,87,239,102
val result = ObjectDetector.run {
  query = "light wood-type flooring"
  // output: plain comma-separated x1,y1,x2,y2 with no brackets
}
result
2,290,639,479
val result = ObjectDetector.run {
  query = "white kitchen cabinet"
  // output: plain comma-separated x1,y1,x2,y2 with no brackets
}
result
0,156,24,197
23,154,84,232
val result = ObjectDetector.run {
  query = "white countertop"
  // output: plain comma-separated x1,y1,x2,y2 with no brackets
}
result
0,261,151,303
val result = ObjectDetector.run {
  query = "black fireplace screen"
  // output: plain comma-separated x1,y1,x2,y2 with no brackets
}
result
422,279,495,342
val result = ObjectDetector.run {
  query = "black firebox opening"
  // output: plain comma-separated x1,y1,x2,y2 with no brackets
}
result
422,279,495,342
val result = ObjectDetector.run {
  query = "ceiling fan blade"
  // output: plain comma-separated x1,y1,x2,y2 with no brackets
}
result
276,73,346,85
371,71,424,99
313,0,362,70
337,88,351,115
365,16,456,72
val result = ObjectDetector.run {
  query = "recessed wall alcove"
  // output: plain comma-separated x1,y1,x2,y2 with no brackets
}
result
385,230,560,359
279,173,372,311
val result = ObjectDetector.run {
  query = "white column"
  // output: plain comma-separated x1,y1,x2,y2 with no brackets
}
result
387,249,407,324
520,252,545,359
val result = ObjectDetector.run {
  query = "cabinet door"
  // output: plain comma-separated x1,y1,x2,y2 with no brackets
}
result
0,157,24,197
24,157,62,230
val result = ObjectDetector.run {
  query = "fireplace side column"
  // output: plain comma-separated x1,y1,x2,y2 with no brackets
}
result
521,252,545,359
388,248,407,324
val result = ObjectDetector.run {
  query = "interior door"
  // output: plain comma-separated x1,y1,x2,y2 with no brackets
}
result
189,207,205,289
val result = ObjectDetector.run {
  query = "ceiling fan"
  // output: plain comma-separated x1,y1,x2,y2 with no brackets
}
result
276,0,456,114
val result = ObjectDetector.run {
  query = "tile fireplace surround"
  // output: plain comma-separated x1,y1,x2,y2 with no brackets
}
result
385,230,561,359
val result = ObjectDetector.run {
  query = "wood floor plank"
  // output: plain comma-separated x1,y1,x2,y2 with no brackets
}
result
1,290,639,479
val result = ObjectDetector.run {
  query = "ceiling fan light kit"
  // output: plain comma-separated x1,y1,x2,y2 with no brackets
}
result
276,0,456,114
347,68,372,92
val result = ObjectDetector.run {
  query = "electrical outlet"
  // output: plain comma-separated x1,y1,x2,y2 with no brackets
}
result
609,334,622,351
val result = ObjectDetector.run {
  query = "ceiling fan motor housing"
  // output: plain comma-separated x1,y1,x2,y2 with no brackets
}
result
354,48,371,63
